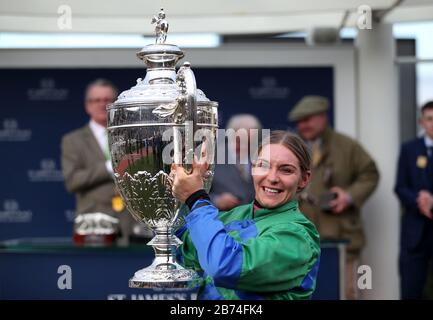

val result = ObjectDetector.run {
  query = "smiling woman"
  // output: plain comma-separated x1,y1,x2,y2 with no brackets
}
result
172,130,320,300
252,135,311,209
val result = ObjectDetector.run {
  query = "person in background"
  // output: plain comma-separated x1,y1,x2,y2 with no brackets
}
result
173,131,320,300
395,101,433,299
61,78,138,245
288,95,379,299
210,114,262,211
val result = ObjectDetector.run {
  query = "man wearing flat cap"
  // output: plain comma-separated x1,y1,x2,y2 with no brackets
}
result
289,95,379,300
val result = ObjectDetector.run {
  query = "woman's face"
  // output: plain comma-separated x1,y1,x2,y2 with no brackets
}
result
252,143,310,209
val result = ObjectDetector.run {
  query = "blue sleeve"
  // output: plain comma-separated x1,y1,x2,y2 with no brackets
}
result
185,200,243,289
394,144,418,211
174,204,190,239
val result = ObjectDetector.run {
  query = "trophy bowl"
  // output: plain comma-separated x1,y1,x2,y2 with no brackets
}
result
107,9,218,289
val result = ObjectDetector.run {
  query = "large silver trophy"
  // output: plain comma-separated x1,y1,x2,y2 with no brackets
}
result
107,9,218,288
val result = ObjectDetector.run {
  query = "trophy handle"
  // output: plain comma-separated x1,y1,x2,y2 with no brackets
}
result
177,62,197,173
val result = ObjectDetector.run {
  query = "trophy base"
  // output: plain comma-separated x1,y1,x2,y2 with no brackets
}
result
129,263,201,289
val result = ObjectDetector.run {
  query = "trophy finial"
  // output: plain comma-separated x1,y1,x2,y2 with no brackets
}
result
151,8,169,44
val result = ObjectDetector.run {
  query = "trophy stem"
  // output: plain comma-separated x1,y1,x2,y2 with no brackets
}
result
128,226,202,289
148,227,181,267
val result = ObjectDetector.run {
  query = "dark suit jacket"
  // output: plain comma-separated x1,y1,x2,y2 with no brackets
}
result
395,137,433,249
209,163,255,206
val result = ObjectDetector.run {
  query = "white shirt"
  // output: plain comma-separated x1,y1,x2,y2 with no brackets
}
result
89,120,113,175
425,135,433,157
424,135,433,147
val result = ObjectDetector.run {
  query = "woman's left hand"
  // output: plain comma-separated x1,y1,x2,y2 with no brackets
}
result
172,159,206,203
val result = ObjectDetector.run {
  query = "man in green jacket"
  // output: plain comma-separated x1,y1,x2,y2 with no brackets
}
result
288,96,379,299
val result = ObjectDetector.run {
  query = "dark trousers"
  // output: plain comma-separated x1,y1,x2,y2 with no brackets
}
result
399,220,433,299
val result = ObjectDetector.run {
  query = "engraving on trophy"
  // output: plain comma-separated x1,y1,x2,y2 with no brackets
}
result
152,97,186,123
116,170,176,228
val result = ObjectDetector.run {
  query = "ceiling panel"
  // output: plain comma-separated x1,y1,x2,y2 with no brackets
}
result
0,0,431,35
0,0,394,16
0,11,346,34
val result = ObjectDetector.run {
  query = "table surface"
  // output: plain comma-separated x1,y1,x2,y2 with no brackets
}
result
0,237,348,252
0,237,347,300
0,237,153,253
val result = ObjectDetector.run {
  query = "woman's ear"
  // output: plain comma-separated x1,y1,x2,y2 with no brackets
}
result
298,170,311,191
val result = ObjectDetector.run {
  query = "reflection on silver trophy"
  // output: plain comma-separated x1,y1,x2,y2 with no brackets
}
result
107,8,218,288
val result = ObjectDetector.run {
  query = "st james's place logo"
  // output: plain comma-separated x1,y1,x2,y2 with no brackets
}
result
28,159,64,182
0,200,32,223
27,78,69,101
0,119,32,142
249,77,290,99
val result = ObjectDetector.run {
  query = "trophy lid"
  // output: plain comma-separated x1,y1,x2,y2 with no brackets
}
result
111,8,214,107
